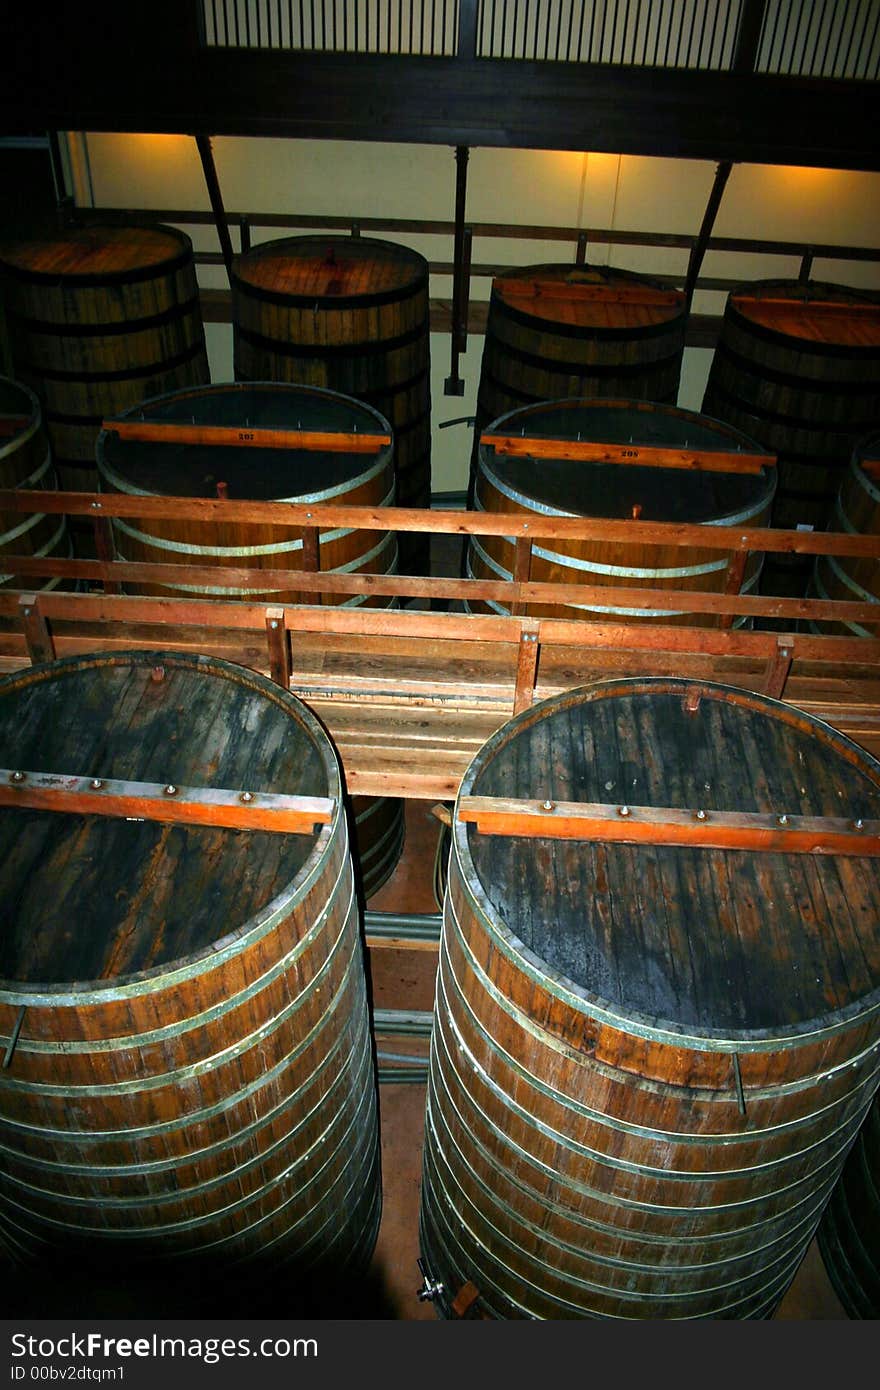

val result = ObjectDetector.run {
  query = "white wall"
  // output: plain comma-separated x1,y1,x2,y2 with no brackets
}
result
71,133,880,494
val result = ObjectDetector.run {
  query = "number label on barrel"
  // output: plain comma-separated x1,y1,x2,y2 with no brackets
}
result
239,431,254,442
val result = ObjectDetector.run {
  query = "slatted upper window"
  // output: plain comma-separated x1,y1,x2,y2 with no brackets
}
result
199,2,880,80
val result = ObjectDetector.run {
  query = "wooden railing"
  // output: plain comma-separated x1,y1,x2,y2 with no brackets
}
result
3,489,880,798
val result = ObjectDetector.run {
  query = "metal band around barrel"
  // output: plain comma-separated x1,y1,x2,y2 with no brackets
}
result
449,826,880,1050
0,1057,376,1241
0,960,367,1175
0,934,363,1153
810,563,876,638
477,457,774,532
0,872,356,1095
8,296,202,339
0,413,41,460
421,1166,804,1320
0,518,68,586
437,921,880,1145
425,1112,817,1283
15,339,206,384
436,944,875,1176
99,451,392,506
1,845,353,1058
425,1075,833,1258
2,1011,373,1207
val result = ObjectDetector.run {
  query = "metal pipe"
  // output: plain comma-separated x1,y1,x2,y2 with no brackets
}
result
684,160,733,312
194,133,235,283
364,910,442,944
444,145,470,397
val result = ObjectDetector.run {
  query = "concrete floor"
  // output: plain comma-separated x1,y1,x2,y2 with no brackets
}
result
364,800,849,1322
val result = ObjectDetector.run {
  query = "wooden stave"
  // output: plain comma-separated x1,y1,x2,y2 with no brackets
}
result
470,265,687,486
0,225,210,497
808,433,880,636
230,234,432,573
467,398,775,625
420,678,880,1319
702,280,880,540
817,1093,880,1317
0,376,70,591
0,650,381,1280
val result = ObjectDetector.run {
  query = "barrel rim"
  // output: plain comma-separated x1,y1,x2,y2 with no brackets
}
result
0,222,196,288
477,396,778,524
724,278,880,359
96,379,395,500
452,676,880,1052
230,233,428,309
0,648,345,1003
490,262,686,339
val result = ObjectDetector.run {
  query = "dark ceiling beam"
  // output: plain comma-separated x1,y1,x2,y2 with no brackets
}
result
1,9,877,172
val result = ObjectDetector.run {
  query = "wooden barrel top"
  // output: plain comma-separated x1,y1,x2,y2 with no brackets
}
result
492,264,686,330
0,652,340,988
98,382,393,500
0,225,193,281
232,234,427,301
478,399,775,524
730,281,880,348
459,679,880,1045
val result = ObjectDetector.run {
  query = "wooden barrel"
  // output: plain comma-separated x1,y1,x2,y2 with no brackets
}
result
807,431,880,636
96,381,405,900
0,223,209,497
231,235,431,574
420,678,880,1319
467,398,776,625
470,264,687,492
817,1093,880,1317
0,376,70,591
701,280,880,563
0,650,381,1311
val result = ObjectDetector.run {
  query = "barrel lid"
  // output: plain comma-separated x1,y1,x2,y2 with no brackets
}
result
478,399,775,524
0,651,341,993
492,264,685,329
98,382,393,501
232,234,427,301
0,224,193,282
458,679,880,1048
730,280,880,348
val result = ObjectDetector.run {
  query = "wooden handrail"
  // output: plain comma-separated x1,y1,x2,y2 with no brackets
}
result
2,490,879,559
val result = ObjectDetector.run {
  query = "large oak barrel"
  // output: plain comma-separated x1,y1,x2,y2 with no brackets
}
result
231,234,431,574
0,224,209,499
470,264,687,492
467,398,775,625
0,376,70,592
0,650,381,1314
420,678,880,1319
701,280,880,587
96,381,405,901
808,430,880,636
817,1093,880,1317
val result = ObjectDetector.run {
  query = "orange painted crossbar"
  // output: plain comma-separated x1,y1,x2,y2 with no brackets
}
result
480,433,775,475
101,419,391,454
857,456,880,482
0,770,335,834
494,279,681,307
458,796,880,856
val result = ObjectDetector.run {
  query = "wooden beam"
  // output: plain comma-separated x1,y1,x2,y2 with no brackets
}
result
0,770,334,834
513,623,541,716
101,421,391,453
17,595,55,665
480,433,774,474
458,796,880,856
